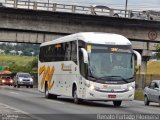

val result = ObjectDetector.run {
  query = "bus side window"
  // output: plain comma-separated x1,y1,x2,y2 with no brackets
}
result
39,47,44,62
64,42,71,61
71,41,77,64
79,50,88,78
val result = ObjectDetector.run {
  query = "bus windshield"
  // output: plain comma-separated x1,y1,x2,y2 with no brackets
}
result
88,45,134,81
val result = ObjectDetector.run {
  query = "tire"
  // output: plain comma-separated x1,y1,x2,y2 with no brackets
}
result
113,101,122,107
45,83,52,99
30,85,33,88
26,86,29,88
14,85,16,88
73,88,81,104
144,96,150,106
52,94,57,99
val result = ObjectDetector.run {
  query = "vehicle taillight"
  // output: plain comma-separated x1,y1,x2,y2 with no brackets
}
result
10,80,13,83
2,80,5,83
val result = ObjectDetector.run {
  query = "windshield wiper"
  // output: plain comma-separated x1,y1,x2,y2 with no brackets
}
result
98,76,129,83
125,76,134,80
88,74,98,81
88,66,99,81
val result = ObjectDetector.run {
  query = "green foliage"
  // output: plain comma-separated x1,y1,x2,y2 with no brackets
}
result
9,63,31,73
0,54,38,73
0,43,40,56
134,89,144,101
135,66,139,74
0,55,35,66
27,57,38,73
147,61,160,75
156,44,160,59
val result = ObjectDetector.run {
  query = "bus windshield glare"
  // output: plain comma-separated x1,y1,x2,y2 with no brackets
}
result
88,45,134,81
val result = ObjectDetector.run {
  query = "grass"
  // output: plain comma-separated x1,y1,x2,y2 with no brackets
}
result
147,61,160,75
0,54,35,66
134,89,144,101
135,61,160,101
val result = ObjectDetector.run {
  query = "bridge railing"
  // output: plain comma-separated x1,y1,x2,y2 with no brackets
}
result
2,0,160,21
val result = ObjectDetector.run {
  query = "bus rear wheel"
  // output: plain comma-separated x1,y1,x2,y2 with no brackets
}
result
113,101,122,107
45,82,52,99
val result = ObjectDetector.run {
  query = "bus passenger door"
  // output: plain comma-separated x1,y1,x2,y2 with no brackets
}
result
78,50,88,98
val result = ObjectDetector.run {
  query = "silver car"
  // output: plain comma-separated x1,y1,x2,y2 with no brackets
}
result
14,72,33,88
144,80,160,106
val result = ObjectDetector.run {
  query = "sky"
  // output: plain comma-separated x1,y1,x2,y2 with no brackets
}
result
1,0,160,11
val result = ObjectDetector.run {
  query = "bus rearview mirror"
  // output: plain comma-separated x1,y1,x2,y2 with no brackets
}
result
133,50,141,67
80,48,89,64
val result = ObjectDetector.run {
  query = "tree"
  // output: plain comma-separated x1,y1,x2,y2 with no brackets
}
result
156,44,160,59
27,57,38,73
9,63,31,73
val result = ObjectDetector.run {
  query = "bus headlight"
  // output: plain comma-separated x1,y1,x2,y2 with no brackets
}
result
90,85,95,90
89,85,100,91
128,86,134,91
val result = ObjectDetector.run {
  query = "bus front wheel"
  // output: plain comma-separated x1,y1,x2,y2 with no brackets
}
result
73,88,82,104
113,101,122,107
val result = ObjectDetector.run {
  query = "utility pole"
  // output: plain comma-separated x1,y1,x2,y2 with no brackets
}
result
125,0,128,18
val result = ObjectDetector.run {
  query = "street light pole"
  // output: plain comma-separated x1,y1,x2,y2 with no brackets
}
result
125,0,128,18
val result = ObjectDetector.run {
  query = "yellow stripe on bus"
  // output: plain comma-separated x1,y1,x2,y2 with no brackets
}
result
39,65,54,90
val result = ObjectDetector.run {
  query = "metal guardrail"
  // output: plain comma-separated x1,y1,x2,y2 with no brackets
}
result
1,0,160,21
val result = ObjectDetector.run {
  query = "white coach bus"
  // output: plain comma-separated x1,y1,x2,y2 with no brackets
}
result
38,32,141,107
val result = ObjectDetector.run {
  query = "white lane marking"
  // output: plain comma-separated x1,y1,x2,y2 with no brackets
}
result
0,102,45,120
45,99,65,104
10,92,19,95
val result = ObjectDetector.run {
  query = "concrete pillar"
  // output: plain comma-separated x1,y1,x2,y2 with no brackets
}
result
52,3,56,12
72,5,76,13
140,57,148,74
109,9,114,16
33,2,37,10
140,49,152,74
138,50,151,89
14,0,17,8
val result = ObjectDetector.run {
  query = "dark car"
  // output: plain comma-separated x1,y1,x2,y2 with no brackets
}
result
144,80,160,106
0,76,14,86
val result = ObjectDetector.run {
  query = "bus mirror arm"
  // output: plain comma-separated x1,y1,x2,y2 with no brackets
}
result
133,50,141,67
80,48,89,64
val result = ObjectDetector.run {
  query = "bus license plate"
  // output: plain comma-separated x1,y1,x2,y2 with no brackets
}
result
108,95,116,98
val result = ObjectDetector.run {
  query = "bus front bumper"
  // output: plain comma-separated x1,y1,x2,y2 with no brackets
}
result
83,88,134,101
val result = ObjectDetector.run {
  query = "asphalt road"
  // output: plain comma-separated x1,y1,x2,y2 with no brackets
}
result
0,86,160,120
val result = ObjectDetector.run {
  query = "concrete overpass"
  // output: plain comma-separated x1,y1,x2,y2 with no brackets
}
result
0,7,160,73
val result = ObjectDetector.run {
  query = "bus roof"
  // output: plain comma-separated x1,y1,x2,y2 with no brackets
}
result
40,32,131,47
